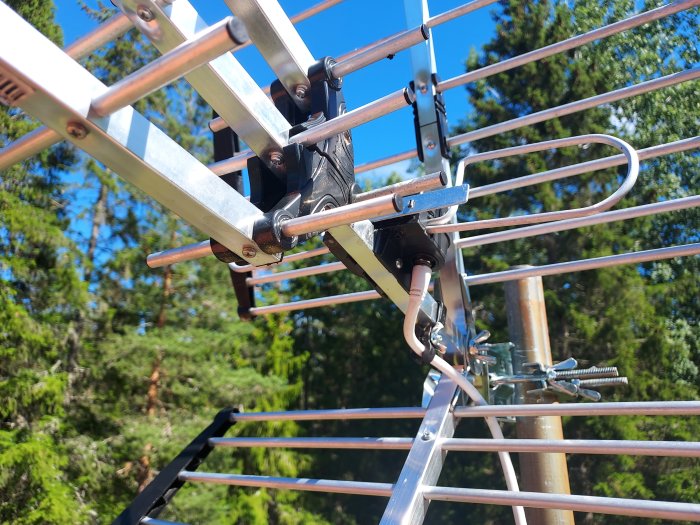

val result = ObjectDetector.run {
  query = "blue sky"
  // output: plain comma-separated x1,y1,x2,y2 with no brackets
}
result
53,0,498,181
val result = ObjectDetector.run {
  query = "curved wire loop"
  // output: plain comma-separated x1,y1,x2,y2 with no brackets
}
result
427,134,639,233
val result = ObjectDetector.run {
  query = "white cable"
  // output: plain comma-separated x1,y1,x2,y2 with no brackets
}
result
404,264,527,525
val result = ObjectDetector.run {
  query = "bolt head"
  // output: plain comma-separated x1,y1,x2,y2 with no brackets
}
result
420,429,433,441
241,246,257,258
66,122,88,140
136,5,155,22
407,199,415,209
269,151,284,167
294,84,308,99
395,258,403,269
426,141,436,150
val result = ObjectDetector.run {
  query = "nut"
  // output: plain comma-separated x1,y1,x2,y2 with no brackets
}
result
426,141,436,150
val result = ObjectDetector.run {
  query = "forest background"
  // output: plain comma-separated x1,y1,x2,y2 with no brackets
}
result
1,0,698,523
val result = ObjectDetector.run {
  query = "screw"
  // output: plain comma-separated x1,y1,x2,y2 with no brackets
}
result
136,5,155,22
430,331,443,346
241,246,257,258
426,141,436,150
407,199,415,209
418,84,428,94
395,259,403,269
294,84,308,99
269,151,284,167
66,122,88,140
420,429,433,441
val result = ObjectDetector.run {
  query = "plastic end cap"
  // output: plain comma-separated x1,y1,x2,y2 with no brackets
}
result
227,17,250,46
403,86,416,105
392,194,404,212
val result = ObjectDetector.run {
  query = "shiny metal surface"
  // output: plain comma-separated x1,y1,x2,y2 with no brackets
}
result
447,67,700,147
225,0,315,109
331,26,428,78
422,487,700,521
355,171,446,202
246,261,345,286
147,240,212,269
248,290,381,316
464,244,700,285
455,195,700,249
115,0,290,165
454,401,700,417
438,0,700,92
425,0,499,28
379,376,459,525
0,3,278,265
91,18,239,116
0,126,60,171
64,13,133,60
209,437,413,450
430,134,639,232
440,438,700,457
179,471,393,497
232,407,426,422
281,194,401,237
229,246,331,273
289,88,414,146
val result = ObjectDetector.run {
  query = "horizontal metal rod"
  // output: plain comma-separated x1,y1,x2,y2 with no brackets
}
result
249,290,381,316
289,88,414,146
425,0,500,28
330,26,428,78
208,150,254,175
0,126,60,170
91,18,243,117
147,240,211,269
232,407,426,422
447,67,700,147
455,195,700,249
289,0,343,24
229,246,330,273
178,472,393,497
209,437,413,450
454,401,700,418
423,486,700,521
464,243,700,286
246,261,345,286
467,135,700,201
281,194,402,237
354,149,416,175
440,437,700,457
64,13,133,60
356,171,447,202
438,0,700,92
141,518,189,525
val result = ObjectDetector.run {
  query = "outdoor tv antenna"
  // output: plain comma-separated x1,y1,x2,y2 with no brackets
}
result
1,0,699,523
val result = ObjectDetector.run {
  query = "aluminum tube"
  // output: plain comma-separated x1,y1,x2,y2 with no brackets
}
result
426,0,500,28
289,0,343,23
281,194,402,237
330,26,428,78
447,67,700,147
356,170,446,202
178,472,394,497
209,437,413,450
433,134,639,231
455,195,700,249
91,18,240,117
454,401,700,418
249,290,381,316
147,240,211,268
64,13,133,60
232,407,426,422
423,487,700,521
464,244,700,286
289,88,414,146
229,246,330,273
0,127,61,171
440,437,700,457
207,150,254,175
353,149,416,174
468,135,700,200
246,261,345,286
438,0,700,92
141,518,189,525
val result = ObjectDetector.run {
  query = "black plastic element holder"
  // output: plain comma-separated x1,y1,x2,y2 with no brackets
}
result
112,408,236,525
411,73,450,162
248,57,357,255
